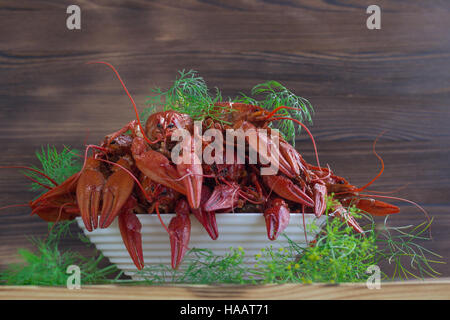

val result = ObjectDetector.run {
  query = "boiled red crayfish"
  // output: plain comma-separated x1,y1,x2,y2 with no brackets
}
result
3,62,421,271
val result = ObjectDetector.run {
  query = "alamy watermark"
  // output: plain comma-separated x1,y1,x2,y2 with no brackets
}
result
66,264,81,289
66,5,81,30
366,265,381,289
169,122,280,175
366,5,381,30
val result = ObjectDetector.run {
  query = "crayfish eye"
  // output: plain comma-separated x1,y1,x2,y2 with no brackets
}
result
168,123,175,129
156,123,162,129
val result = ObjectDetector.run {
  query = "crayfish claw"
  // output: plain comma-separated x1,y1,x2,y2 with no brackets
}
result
169,199,191,269
313,183,327,218
99,157,135,228
204,183,240,212
352,198,400,216
132,137,201,208
192,187,219,240
263,175,314,207
332,203,364,234
175,135,203,209
30,173,79,222
118,197,144,270
76,158,105,232
264,198,290,240
279,139,304,177
195,210,218,240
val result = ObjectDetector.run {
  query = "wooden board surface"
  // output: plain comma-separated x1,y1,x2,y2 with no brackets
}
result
0,0,449,280
1,280,450,300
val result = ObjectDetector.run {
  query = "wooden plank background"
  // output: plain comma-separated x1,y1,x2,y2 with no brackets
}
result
0,0,449,279
2,280,450,300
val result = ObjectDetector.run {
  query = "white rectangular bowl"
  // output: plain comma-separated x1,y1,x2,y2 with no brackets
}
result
76,213,326,280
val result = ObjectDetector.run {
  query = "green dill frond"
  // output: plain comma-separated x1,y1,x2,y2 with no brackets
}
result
24,145,82,194
250,81,314,146
139,106,156,123
166,69,211,111
249,212,377,284
147,70,208,119
134,248,249,285
375,216,443,280
145,70,232,124
121,196,441,284
233,92,258,105
0,222,119,286
145,71,313,137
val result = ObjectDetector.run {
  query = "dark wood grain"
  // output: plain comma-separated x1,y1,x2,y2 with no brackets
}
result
1,0,449,278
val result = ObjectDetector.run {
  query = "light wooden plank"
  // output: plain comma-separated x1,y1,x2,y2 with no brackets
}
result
1,280,450,300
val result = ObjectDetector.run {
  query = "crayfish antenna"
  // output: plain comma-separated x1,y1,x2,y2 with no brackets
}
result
86,61,159,145
44,202,71,241
359,193,432,237
267,116,321,169
354,131,387,193
0,204,30,213
363,182,411,195
0,165,58,186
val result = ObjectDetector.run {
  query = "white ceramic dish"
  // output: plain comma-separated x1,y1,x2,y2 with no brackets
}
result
76,213,326,280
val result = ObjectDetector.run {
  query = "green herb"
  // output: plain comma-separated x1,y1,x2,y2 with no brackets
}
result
0,221,120,286
129,195,441,284
131,247,248,285
145,71,313,145
139,105,156,123
251,208,377,284
145,70,228,123
1,146,121,286
24,145,82,194
375,217,444,280
235,81,314,145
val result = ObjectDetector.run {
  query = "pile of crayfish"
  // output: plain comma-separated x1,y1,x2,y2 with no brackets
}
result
5,63,403,271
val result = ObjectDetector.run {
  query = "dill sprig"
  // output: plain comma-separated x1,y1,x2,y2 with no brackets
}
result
134,247,248,285
375,217,444,280
130,195,441,284
24,145,82,194
235,81,314,145
145,70,228,123
252,206,377,284
0,221,120,286
144,71,313,139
